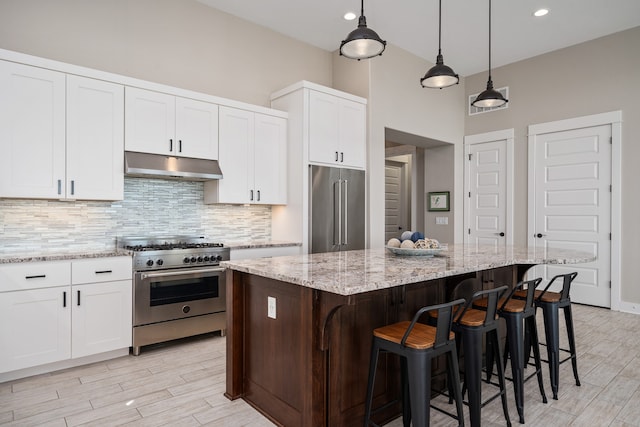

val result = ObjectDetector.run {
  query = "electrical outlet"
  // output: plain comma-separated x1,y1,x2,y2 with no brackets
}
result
436,216,449,225
267,296,276,319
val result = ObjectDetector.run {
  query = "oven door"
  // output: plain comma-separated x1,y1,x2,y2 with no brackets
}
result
134,266,226,326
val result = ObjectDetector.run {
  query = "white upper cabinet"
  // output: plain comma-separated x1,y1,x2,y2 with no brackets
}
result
67,75,124,200
308,90,366,169
0,61,66,199
0,61,124,200
204,106,286,205
125,87,219,160
254,113,287,204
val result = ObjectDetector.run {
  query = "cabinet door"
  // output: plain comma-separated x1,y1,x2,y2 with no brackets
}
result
0,287,71,373
71,280,132,358
0,61,66,199
254,114,287,204
125,87,175,156
308,90,340,165
216,106,253,203
175,97,219,160
67,75,124,201
338,99,366,169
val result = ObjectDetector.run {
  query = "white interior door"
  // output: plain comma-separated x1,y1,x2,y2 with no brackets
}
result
385,161,408,241
528,124,612,307
464,130,513,249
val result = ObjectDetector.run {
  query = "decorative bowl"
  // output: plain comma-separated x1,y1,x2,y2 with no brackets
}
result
385,246,446,257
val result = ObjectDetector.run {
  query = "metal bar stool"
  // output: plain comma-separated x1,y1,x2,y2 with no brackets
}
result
516,272,581,400
452,285,512,427
363,299,466,427
475,278,547,424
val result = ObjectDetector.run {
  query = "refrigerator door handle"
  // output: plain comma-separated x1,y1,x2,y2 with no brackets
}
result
342,179,348,245
333,180,342,246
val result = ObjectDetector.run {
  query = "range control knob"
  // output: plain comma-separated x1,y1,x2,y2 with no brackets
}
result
216,255,223,262
183,257,190,264
156,259,164,266
197,256,203,262
203,255,210,262
146,259,154,267
190,256,197,263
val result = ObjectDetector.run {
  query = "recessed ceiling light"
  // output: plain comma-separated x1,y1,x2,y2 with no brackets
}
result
534,8,549,17
344,11,357,21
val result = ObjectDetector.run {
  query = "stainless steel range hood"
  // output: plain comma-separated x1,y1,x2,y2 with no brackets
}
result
124,151,223,181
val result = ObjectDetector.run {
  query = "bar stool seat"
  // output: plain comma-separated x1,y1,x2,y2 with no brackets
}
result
515,272,581,400
364,299,466,427
474,278,548,424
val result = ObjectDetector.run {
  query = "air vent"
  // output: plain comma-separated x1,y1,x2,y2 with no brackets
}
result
468,86,509,116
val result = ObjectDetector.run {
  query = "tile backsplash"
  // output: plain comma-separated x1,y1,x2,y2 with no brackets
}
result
0,177,271,255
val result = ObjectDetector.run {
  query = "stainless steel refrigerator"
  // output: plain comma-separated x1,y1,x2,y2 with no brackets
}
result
309,165,365,253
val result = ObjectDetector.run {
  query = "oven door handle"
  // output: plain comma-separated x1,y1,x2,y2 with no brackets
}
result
140,267,226,280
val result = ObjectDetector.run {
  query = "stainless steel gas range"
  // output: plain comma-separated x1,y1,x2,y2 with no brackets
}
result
119,236,229,356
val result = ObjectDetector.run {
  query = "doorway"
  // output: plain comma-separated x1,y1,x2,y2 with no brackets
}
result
527,111,621,309
385,160,410,241
463,129,514,249
384,128,454,244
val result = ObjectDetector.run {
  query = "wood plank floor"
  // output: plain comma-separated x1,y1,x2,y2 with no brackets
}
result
1,303,640,426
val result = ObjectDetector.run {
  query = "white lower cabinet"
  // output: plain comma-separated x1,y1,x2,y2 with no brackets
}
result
71,280,132,359
0,257,132,375
0,286,71,372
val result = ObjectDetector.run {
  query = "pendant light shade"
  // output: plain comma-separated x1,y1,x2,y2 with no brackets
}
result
340,0,386,60
421,0,458,89
472,0,508,108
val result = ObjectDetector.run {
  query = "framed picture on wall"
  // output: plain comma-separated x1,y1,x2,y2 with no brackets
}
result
427,191,450,211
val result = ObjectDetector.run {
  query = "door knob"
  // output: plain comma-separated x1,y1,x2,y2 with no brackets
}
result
499,232,505,237
536,233,546,238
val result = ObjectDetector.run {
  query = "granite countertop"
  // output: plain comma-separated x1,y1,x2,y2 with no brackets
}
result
0,250,133,264
221,244,595,296
224,240,302,250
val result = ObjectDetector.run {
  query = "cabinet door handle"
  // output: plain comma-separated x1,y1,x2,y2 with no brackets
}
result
169,139,173,152
340,152,344,163
179,140,182,152
77,290,81,306
335,151,339,161
25,274,46,279
250,189,254,201
70,180,75,196
63,291,67,308
257,190,260,202
57,179,62,195
95,270,112,274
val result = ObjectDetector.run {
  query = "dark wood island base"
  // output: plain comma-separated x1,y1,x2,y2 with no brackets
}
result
222,246,592,426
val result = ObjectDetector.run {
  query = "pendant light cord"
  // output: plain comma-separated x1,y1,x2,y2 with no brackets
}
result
360,0,364,17
488,0,492,81
438,0,442,55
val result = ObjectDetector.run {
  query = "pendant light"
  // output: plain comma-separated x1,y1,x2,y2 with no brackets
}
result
340,0,386,60
472,0,508,108
420,0,459,89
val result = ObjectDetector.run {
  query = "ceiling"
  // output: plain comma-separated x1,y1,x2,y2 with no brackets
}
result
197,0,640,77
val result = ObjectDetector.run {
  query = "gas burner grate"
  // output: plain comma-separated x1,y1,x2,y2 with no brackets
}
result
124,242,224,251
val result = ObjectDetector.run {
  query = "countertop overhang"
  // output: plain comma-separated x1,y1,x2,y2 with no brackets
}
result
221,244,595,296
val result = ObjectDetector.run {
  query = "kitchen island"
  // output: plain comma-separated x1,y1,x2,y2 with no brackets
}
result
221,245,594,427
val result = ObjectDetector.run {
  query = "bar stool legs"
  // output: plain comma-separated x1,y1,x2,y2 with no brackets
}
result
540,300,581,399
502,312,547,424
534,272,581,400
